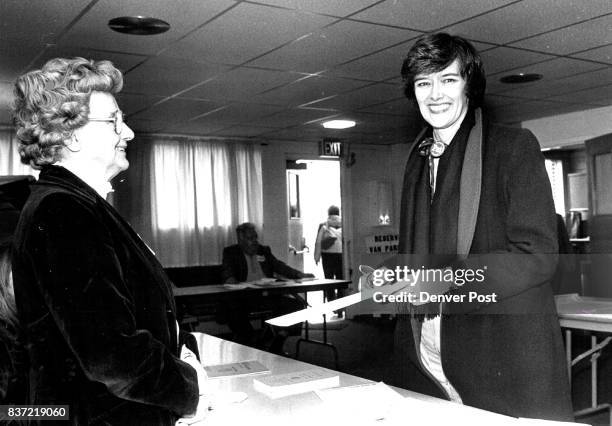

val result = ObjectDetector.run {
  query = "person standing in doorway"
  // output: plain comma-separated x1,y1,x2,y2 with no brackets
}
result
314,205,343,304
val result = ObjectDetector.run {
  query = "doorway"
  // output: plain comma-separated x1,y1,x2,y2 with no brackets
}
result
286,159,341,301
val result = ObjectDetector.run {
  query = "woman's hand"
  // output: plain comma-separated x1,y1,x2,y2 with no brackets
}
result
180,345,208,396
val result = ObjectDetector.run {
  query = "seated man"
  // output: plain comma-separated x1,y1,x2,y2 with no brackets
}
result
221,222,313,354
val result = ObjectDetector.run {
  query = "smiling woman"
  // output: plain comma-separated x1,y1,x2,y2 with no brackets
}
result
391,33,573,421
10,57,206,425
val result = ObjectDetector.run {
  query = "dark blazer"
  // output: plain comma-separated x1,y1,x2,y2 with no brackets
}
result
221,244,304,283
395,117,573,420
11,166,198,425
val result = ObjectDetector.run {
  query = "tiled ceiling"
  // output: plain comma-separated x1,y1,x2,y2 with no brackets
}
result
0,0,610,144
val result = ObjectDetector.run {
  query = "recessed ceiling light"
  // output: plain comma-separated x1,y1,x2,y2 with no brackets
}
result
108,16,170,35
322,120,356,129
499,73,543,84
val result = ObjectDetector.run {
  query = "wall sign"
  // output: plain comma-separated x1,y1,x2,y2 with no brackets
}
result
319,139,342,157
365,232,399,254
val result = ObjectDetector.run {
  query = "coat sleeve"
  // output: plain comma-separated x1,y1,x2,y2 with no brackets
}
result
444,128,558,314
263,246,304,279
25,194,198,415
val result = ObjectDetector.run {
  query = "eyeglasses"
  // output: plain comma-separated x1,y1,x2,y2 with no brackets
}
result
88,110,125,135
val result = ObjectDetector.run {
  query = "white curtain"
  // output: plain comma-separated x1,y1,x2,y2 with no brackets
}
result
0,128,39,177
114,136,263,267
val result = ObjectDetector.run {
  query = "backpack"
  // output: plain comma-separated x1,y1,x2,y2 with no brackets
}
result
321,225,341,250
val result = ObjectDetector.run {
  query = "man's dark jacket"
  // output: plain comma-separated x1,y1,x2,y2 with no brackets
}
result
221,244,303,282
395,115,573,421
11,166,198,425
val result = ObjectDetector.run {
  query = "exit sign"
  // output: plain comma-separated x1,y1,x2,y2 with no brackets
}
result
320,139,342,157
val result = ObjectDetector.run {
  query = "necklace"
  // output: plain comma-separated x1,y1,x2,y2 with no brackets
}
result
417,136,448,158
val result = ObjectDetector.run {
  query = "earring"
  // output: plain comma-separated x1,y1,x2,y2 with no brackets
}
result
66,135,81,153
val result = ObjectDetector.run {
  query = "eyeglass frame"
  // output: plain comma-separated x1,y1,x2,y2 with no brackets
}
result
87,110,125,135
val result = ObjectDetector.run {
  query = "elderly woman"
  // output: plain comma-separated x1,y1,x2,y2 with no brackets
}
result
391,33,573,420
11,58,205,425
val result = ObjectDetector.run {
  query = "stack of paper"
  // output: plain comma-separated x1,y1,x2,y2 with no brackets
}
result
253,368,339,399
203,360,269,379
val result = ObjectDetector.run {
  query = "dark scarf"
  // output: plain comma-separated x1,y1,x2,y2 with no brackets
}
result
398,108,480,318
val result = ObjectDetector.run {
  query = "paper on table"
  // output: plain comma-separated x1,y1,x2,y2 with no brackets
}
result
266,279,411,327
203,360,269,378
315,382,404,422
253,368,339,399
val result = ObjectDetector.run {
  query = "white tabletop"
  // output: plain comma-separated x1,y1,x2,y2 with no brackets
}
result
555,294,612,332
188,333,576,426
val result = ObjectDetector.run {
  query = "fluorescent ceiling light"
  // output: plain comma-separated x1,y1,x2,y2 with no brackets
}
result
322,120,355,129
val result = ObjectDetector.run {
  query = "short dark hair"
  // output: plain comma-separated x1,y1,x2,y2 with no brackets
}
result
401,33,486,107
328,205,340,216
236,222,257,235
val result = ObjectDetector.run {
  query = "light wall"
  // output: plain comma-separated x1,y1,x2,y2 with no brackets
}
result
521,105,612,149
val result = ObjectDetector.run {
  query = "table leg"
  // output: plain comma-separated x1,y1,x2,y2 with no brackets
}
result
591,334,598,409
303,291,309,341
294,288,340,369
566,329,572,387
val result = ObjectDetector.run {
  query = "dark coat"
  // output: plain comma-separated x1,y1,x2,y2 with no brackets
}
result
221,244,304,283
395,116,573,420
11,166,198,425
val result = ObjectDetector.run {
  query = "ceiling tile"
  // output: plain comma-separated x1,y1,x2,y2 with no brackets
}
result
166,2,335,65
183,67,301,100
212,125,276,137
250,0,380,17
341,111,408,131
251,75,368,107
358,97,418,116
194,103,286,124
306,83,403,110
495,67,612,99
34,47,147,75
130,98,225,121
60,0,236,55
129,119,166,134
253,108,338,128
483,94,525,109
444,0,612,44
510,14,612,55
546,84,612,107
124,56,228,96
481,47,555,76
328,40,494,81
0,0,87,79
352,0,516,31
1,0,610,130
162,119,229,135
116,93,165,116
327,41,414,81
260,127,323,142
490,100,595,123
495,57,605,81
251,20,418,73
1,0,86,43
570,44,612,64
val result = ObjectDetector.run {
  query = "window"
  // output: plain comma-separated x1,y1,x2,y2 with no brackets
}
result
545,158,566,215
